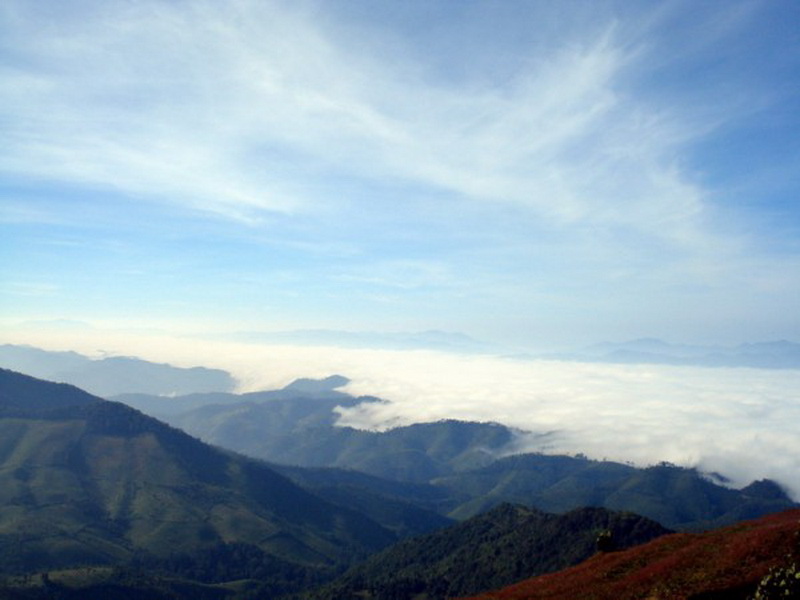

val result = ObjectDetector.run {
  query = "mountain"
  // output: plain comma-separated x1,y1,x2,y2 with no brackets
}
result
0,344,235,397
272,465,455,540
146,388,516,482
466,508,800,599
133,384,796,531
273,464,454,514
547,338,800,369
0,369,395,597
432,453,797,530
111,374,354,418
313,503,671,599
273,452,797,532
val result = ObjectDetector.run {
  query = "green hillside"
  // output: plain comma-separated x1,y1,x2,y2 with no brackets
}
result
0,369,394,596
164,393,512,482
313,503,671,599
433,453,797,529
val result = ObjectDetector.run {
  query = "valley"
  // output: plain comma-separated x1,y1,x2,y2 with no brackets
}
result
0,351,797,599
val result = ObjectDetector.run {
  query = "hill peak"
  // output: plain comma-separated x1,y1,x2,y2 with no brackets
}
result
0,368,102,411
284,374,350,393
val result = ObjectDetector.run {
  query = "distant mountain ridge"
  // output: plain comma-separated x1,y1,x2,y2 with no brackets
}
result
0,344,235,397
130,384,515,482
430,453,796,530
112,374,355,417
546,338,800,368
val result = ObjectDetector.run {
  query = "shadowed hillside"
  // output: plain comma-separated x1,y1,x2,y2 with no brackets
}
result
0,369,394,597
467,508,800,600
432,454,797,530
312,504,671,599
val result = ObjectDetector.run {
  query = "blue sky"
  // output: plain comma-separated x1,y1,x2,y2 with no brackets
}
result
2,0,799,348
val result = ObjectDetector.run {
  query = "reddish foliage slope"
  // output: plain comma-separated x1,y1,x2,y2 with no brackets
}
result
467,509,800,600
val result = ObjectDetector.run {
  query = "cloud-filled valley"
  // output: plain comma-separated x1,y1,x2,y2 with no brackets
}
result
5,329,798,500
337,354,800,497
2,1,799,596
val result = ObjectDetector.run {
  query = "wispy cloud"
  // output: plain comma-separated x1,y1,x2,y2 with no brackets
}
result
1,0,797,344
333,259,454,290
0,1,719,237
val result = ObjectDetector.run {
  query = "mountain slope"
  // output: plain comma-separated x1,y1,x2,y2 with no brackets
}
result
0,369,394,591
313,504,671,599
433,453,797,530
272,464,455,539
145,388,515,482
468,508,800,599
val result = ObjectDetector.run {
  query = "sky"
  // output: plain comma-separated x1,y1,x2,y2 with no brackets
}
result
1,0,800,497
1,0,799,349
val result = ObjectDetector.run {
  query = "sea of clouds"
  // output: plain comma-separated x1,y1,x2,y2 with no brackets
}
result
6,328,800,500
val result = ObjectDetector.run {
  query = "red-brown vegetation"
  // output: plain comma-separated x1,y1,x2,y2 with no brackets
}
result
467,509,800,600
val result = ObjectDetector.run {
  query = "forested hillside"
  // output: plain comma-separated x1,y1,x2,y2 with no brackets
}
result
313,504,671,599
467,508,800,599
2,368,797,599
0,369,393,597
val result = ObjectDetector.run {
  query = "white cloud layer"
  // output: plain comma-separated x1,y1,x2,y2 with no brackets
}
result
4,326,799,500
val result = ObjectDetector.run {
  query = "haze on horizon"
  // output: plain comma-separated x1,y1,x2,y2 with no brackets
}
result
1,1,800,499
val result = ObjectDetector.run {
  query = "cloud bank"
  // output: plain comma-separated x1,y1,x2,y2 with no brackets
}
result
4,326,798,500
338,355,800,499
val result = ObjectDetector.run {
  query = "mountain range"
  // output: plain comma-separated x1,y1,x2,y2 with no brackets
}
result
0,369,394,597
545,338,800,369
117,381,796,532
7,338,800,392
0,344,235,397
0,368,670,599
2,357,799,598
